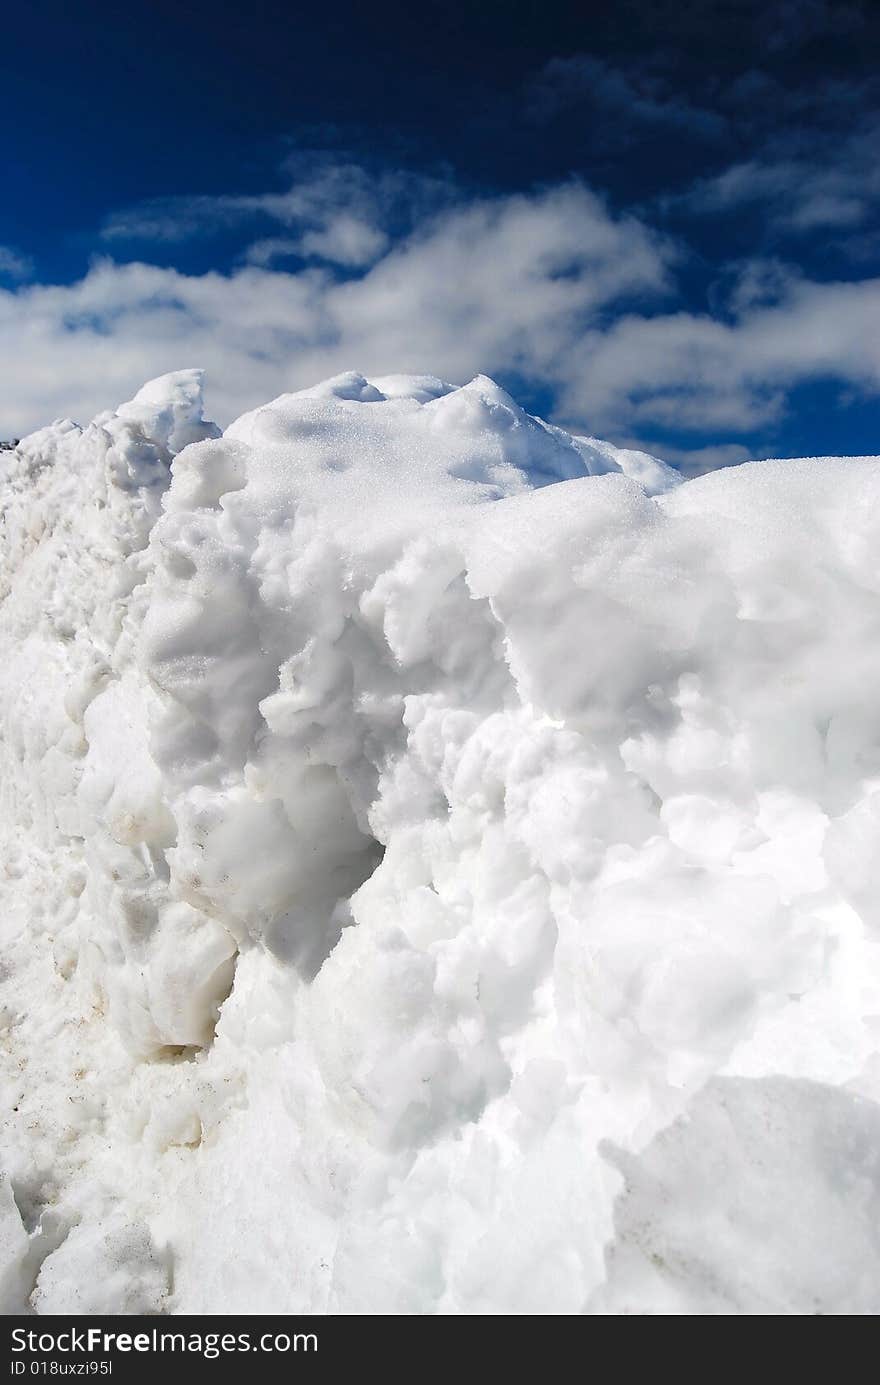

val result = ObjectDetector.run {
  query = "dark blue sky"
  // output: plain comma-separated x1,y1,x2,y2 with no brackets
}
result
2,0,878,466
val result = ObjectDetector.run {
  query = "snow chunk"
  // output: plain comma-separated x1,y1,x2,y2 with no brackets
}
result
32,1217,169,1315
599,1077,880,1315
3,367,880,1316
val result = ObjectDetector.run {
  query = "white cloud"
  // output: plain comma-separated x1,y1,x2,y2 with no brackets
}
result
0,183,671,435
3,178,880,460
675,118,880,235
560,272,880,433
318,184,672,382
296,215,389,267
627,439,753,478
246,216,389,268
243,237,309,267
100,156,452,268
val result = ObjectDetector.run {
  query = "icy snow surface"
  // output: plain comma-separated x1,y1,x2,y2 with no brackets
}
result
2,367,880,1315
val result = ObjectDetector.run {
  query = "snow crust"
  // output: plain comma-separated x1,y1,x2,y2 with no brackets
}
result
2,367,880,1314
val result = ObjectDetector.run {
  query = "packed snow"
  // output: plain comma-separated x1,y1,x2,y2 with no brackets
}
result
2,367,880,1315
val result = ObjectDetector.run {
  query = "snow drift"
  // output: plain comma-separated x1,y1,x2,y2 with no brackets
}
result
2,367,880,1315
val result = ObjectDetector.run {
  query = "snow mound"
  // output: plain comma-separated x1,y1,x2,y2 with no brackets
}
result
1,368,879,1315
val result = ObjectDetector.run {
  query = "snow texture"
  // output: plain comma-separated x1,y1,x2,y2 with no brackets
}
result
1,367,879,1315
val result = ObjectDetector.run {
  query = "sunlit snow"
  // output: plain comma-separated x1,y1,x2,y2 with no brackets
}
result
2,368,879,1314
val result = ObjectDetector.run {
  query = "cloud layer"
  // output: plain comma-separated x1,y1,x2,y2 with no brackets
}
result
2,166,879,461
1,183,671,434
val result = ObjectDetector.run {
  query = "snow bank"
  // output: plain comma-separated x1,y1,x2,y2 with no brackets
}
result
1,367,879,1315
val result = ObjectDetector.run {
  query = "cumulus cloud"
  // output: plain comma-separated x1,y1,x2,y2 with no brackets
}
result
678,116,880,234
561,271,880,434
0,183,671,434
100,155,452,268
243,219,389,268
3,175,880,462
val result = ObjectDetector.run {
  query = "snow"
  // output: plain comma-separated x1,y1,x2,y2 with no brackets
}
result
1,366,879,1315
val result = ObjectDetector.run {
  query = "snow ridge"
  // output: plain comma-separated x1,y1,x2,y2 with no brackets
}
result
2,369,880,1315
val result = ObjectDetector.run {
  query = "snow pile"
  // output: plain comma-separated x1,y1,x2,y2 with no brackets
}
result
2,367,880,1315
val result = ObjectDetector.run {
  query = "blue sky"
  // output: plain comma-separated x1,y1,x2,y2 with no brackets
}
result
2,0,878,469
